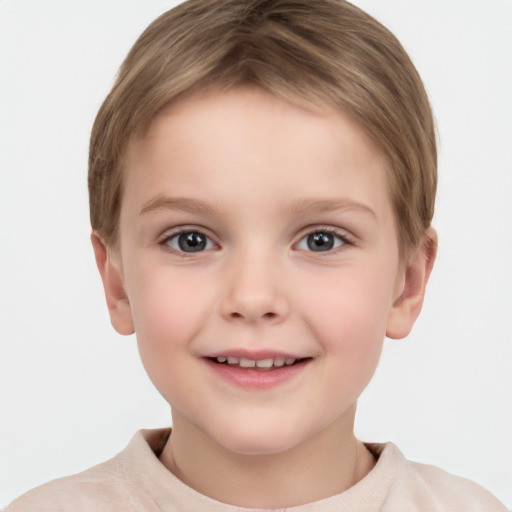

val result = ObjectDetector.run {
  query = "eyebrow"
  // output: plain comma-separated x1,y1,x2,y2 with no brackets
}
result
288,198,377,218
139,195,376,219
139,196,220,216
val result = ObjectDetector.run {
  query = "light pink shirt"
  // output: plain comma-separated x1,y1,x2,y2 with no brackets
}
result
6,429,508,511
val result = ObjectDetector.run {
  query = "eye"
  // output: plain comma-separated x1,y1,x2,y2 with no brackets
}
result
296,230,346,252
163,230,216,253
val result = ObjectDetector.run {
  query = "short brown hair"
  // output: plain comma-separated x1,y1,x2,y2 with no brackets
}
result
89,0,436,255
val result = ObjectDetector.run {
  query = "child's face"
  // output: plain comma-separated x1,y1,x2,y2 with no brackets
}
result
99,87,423,455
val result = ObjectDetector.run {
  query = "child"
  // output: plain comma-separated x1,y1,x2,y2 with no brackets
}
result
5,0,508,510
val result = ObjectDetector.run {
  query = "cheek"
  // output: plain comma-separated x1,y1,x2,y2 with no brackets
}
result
298,268,394,411
124,267,211,378
298,266,394,355
131,283,193,344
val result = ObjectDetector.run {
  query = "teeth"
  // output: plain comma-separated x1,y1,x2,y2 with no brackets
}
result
256,358,274,368
215,356,300,368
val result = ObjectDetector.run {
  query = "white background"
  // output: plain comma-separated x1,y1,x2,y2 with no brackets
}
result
1,0,511,507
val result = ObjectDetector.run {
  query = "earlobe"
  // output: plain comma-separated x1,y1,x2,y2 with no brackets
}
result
386,227,437,339
91,232,135,336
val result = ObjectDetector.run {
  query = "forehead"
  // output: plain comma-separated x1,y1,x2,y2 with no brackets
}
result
122,87,393,221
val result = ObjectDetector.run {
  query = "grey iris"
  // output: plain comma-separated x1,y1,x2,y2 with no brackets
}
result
178,232,207,252
307,232,335,251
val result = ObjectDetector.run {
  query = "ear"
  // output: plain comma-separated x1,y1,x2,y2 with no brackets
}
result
91,231,135,335
386,227,437,339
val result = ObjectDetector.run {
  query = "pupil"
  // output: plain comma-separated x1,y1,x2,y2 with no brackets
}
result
307,232,334,251
178,232,206,252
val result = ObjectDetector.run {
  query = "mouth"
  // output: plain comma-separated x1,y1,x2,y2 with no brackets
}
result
206,355,312,371
203,350,313,389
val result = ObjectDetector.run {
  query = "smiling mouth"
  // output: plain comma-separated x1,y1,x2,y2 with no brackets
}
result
207,356,311,370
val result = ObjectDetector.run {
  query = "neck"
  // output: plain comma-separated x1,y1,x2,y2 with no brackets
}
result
159,407,376,508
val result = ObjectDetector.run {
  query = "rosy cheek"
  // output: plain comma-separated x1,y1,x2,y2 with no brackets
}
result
129,265,217,345
299,272,389,352
129,280,194,394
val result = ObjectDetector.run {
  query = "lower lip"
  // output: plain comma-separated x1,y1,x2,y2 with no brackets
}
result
204,359,310,390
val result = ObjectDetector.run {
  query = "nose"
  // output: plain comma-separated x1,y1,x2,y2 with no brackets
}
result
220,249,290,324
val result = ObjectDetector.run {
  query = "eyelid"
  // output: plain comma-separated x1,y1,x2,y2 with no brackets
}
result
157,225,219,253
294,225,356,252
155,224,354,254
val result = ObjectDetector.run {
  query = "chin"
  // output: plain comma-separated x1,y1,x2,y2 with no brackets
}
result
209,419,307,456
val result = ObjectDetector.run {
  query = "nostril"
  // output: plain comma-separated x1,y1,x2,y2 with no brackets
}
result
228,311,277,320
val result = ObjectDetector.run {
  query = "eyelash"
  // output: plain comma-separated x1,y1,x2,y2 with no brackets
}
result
158,227,218,256
296,226,354,254
157,226,354,255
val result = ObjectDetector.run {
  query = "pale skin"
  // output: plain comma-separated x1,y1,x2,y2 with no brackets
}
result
92,87,436,508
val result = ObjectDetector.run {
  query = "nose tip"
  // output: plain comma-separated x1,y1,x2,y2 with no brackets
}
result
220,261,289,324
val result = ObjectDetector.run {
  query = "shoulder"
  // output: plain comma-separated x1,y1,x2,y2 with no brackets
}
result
5,452,128,512
370,442,508,512
6,429,171,512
